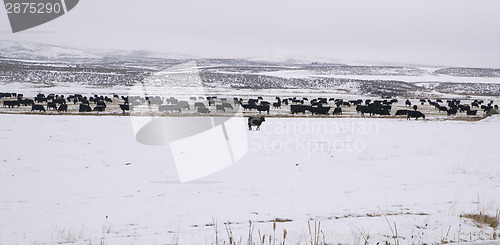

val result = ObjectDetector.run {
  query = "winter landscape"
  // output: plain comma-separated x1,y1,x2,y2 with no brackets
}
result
1,41,500,245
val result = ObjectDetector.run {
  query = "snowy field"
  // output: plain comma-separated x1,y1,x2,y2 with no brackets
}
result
1,113,500,244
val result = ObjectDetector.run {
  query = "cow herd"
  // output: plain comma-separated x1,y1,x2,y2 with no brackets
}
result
1,92,498,122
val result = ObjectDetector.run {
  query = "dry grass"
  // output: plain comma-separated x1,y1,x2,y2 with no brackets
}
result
462,213,499,229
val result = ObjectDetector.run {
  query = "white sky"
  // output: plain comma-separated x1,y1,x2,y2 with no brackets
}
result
1,0,500,67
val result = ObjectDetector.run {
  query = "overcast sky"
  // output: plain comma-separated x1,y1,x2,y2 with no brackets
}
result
1,0,500,67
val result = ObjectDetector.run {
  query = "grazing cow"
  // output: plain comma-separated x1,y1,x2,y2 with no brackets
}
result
395,109,409,116
194,102,205,109
248,116,265,130
79,104,92,112
53,98,66,105
166,98,179,105
190,97,197,101
372,108,390,116
208,100,216,106
248,99,259,105
459,104,470,112
222,103,233,110
3,100,19,108
216,105,225,112
272,102,281,109
57,104,68,112
332,107,342,115
19,99,34,106
93,106,105,112
119,104,132,113
197,107,210,114
97,101,107,108
447,108,458,116
257,105,270,114
405,99,412,107
31,104,46,112
159,104,182,113
357,105,374,116
290,104,308,114
177,101,190,110
310,106,331,115
466,110,478,115
438,106,448,113
47,102,57,110
260,101,270,106
34,97,47,103
0,92,12,99
242,103,257,111
407,111,425,120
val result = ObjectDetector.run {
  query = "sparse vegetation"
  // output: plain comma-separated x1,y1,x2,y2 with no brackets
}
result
462,213,499,229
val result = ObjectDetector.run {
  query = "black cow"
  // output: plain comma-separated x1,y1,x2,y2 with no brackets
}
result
222,103,233,110
447,108,458,116
242,103,257,111
177,101,190,110
96,101,107,108
197,107,210,114
3,100,19,108
405,99,412,107
159,104,182,113
257,105,270,114
332,107,342,115
93,106,105,112
310,106,331,115
57,104,68,112
216,105,225,112
19,99,34,106
31,104,46,112
459,104,470,112
407,111,425,120
437,106,448,113
373,108,390,116
290,104,308,114
194,102,205,109
248,116,265,130
79,104,92,112
47,102,57,110
119,104,133,113
395,109,408,116
466,110,478,115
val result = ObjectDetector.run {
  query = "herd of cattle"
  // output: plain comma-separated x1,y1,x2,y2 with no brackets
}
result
1,92,498,122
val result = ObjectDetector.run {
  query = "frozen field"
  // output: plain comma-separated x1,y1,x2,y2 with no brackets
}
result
1,113,499,244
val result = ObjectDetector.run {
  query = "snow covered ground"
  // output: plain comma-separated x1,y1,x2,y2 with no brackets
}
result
258,70,500,84
1,113,499,244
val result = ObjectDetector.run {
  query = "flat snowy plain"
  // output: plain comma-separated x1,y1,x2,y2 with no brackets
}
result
1,112,500,244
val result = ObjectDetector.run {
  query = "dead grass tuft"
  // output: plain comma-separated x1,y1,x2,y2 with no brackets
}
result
462,213,499,229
